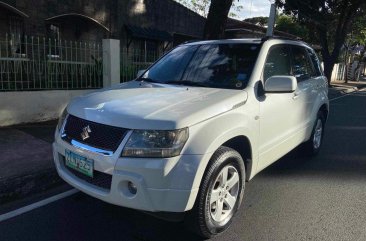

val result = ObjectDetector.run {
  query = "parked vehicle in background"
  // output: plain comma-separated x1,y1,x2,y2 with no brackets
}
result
53,37,329,238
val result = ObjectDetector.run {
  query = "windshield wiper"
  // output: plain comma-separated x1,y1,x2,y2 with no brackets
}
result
165,80,208,87
138,77,162,84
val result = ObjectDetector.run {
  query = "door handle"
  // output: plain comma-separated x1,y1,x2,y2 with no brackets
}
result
293,92,300,100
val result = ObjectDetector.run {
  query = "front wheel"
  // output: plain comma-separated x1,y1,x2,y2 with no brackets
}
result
185,146,245,238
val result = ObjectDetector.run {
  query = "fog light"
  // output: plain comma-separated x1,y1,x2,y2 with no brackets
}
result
128,181,137,195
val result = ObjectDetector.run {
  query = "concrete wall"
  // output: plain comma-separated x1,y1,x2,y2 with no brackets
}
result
0,90,94,127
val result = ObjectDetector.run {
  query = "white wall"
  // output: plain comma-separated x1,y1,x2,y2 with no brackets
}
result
103,39,120,87
322,62,345,82
330,63,341,82
0,90,94,127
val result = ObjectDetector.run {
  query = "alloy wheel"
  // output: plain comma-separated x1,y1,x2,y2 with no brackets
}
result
313,119,323,149
209,165,240,225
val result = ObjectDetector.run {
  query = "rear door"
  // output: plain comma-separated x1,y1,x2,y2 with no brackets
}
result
306,46,327,110
291,45,319,133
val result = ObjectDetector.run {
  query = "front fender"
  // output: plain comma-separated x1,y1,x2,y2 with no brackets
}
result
181,109,259,189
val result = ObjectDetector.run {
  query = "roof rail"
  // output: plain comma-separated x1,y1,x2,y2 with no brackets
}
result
183,40,200,44
261,36,301,42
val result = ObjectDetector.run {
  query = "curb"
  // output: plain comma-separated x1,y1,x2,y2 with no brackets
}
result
328,83,366,99
331,83,366,91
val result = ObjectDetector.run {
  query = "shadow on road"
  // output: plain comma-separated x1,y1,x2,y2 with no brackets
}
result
55,193,203,241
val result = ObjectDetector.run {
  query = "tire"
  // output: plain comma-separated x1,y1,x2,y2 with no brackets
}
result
185,146,245,239
301,111,325,156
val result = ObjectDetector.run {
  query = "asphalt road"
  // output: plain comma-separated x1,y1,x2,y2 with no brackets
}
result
1,89,366,241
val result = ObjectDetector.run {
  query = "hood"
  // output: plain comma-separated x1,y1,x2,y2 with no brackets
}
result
67,81,248,130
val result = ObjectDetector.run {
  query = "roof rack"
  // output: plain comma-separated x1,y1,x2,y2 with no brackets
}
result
183,40,201,44
261,36,301,42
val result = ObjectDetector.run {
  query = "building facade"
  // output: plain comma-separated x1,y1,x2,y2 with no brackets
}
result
0,0,205,55
1,0,306,92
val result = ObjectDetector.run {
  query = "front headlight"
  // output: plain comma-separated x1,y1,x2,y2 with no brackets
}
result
57,107,68,131
121,128,189,158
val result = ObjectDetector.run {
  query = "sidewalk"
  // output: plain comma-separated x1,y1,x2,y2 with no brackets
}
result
1,81,365,206
0,121,64,205
328,80,366,99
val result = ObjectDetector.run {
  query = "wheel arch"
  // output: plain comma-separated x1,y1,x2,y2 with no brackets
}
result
319,103,329,122
221,135,253,181
185,134,254,211
182,115,258,210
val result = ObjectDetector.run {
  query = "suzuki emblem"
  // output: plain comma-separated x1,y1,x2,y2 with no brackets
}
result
81,125,92,140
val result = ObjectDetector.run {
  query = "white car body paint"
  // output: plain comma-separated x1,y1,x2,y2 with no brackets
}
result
53,39,329,213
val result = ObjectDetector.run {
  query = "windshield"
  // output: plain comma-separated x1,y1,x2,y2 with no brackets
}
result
139,43,260,89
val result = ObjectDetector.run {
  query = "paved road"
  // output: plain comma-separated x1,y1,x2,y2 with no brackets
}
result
1,90,366,241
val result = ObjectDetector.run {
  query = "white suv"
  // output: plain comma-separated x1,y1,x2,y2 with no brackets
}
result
53,38,328,238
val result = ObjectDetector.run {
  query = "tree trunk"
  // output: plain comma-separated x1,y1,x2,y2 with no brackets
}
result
316,2,363,85
203,0,233,40
319,32,334,85
323,57,336,85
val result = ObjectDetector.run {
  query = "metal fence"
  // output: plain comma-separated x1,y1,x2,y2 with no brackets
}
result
0,34,103,91
120,48,163,82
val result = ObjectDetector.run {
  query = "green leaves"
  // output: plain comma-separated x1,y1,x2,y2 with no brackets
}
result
276,0,366,81
276,15,309,41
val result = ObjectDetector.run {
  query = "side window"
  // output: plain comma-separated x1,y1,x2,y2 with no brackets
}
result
263,45,291,81
307,48,323,77
291,46,315,81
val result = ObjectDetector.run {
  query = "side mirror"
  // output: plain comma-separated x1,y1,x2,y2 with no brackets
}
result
264,76,297,93
136,69,146,78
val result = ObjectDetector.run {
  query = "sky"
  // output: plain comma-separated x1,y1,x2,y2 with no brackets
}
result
174,0,272,20
235,0,272,20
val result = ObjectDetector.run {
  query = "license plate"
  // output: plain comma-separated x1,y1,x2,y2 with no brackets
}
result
65,150,94,178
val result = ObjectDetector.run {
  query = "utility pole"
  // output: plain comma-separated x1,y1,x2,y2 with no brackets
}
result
266,1,276,37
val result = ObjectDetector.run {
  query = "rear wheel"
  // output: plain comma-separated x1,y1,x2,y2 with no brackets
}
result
185,146,245,238
301,111,325,156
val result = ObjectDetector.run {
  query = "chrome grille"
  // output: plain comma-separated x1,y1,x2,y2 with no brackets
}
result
62,115,128,153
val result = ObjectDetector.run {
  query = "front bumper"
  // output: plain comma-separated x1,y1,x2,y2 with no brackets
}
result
53,134,204,212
